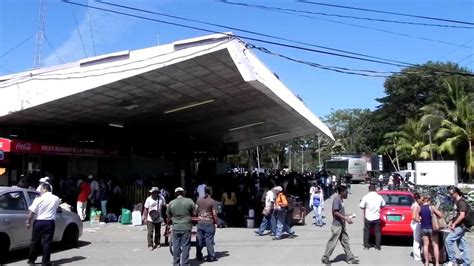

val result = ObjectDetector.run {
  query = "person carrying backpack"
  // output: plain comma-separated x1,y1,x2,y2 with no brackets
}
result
445,186,471,266
272,186,295,240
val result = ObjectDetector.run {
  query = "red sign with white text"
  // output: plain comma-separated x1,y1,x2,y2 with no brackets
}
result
0,138,118,157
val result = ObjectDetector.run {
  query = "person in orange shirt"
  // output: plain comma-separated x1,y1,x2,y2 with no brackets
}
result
273,186,295,240
77,176,91,221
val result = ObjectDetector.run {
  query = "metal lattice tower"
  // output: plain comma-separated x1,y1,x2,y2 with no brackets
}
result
33,0,47,68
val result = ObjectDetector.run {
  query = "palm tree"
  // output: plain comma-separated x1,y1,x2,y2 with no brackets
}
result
420,80,473,182
378,132,403,172
396,118,433,160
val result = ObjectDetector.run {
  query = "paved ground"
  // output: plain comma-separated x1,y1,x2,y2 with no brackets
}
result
5,184,473,265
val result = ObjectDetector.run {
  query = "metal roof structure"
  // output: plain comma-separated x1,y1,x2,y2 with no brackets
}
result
0,33,333,150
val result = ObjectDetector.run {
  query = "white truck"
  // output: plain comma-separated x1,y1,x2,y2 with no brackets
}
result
408,161,458,186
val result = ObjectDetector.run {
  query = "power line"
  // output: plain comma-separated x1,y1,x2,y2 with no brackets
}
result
60,0,474,78
464,60,474,67
63,0,408,68
86,0,97,56
219,0,473,29
72,7,88,57
0,34,34,59
97,0,411,67
458,54,474,64
44,34,65,63
298,1,474,26
247,44,392,78
220,1,472,49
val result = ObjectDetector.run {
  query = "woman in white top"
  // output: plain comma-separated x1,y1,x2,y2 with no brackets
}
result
388,175,394,190
410,193,423,261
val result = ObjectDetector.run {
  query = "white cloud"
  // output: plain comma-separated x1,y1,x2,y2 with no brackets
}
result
43,5,137,67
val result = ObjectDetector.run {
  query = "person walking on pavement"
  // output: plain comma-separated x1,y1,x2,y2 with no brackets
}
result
167,187,195,266
378,174,384,190
321,185,359,264
312,186,325,226
445,186,471,266
273,186,295,240
196,187,218,262
26,183,61,266
255,184,276,236
411,193,423,262
77,176,91,221
359,184,386,250
143,187,166,251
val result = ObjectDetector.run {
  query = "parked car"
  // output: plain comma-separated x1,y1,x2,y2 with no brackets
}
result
0,186,83,258
377,190,414,237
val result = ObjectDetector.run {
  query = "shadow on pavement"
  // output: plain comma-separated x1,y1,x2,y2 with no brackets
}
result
188,250,229,265
3,240,91,264
329,253,348,263
51,256,87,265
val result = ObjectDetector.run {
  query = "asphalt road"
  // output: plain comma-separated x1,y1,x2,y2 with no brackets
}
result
5,184,474,265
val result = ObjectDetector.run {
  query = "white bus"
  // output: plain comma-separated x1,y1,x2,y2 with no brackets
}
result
324,157,367,183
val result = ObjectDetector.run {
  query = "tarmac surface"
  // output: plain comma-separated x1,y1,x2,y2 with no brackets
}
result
5,184,474,265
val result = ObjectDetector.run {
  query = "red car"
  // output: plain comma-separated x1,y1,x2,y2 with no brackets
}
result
377,190,414,237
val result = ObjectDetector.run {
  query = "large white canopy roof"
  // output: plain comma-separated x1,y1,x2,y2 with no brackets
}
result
0,33,333,149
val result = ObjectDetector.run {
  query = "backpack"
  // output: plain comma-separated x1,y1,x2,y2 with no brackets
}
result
461,199,473,228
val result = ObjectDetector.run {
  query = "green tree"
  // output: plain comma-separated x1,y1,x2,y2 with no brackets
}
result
324,108,377,154
373,62,474,149
420,80,474,181
396,119,433,160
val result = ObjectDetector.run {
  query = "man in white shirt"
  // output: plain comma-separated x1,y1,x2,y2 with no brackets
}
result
359,184,386,251
255,184,275,236
142,187,166,250
26,183,61,265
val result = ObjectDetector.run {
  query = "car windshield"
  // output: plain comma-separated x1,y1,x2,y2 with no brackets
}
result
381,194,413,206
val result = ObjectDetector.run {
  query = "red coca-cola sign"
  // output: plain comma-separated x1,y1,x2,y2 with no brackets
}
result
0,138,117,156
15,142,32,151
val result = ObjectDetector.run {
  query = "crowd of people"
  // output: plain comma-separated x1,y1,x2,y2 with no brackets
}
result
13,169,472,265
16,173,123,221
410,186,471,266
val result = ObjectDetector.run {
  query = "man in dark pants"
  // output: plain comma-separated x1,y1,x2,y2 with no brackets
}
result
321,185,359,264
196,187,218,262
359,184,386,250
142,187,166,250
167,187,195,266
26,183,60,266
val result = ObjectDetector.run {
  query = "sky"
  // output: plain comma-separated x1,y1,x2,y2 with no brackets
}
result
0,0,473,118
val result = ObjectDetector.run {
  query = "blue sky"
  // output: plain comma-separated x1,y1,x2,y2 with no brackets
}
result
1,0,473,118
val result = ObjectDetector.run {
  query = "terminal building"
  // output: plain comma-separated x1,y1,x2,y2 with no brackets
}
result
0,33,333,188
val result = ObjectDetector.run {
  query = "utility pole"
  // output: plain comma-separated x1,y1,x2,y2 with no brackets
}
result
34,0,47,68
301,145,304,173
428,124,434,161
317,134,321,167
256,146,261,173
288,146,292,171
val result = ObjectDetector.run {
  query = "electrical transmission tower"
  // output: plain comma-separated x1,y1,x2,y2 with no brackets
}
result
33,0,47,68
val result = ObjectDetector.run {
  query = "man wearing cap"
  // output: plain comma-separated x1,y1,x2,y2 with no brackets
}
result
36,177,52,194
167,187,196,266
273,186,295,240
26,183,60,266
143,187,166,251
